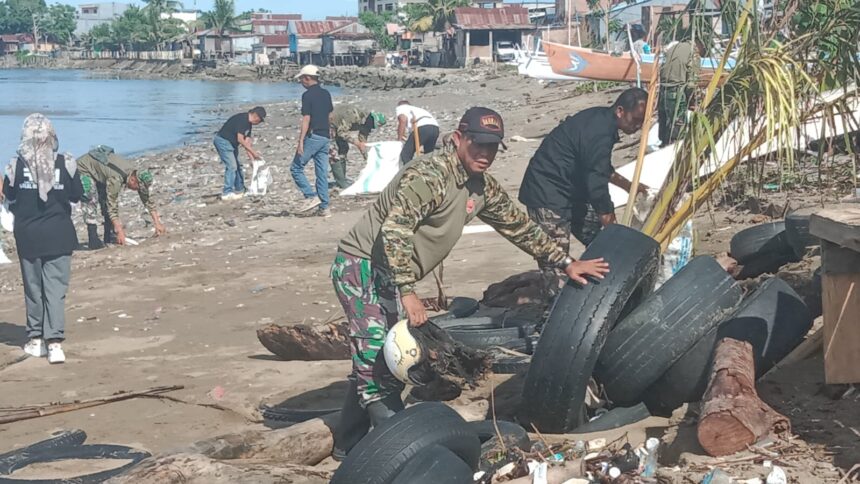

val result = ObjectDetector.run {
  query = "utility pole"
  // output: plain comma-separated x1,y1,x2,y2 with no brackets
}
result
32,13,40,52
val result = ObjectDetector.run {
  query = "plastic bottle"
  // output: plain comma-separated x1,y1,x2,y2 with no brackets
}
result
701,468,733,484
641,437,660,477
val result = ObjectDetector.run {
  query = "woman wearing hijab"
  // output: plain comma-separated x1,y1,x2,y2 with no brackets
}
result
3,114,82,364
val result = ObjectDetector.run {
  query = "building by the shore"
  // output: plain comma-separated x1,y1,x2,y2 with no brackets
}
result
75,2,131,36
358,0,427,14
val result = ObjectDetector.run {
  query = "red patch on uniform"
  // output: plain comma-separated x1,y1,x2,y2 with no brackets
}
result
466,198,476,214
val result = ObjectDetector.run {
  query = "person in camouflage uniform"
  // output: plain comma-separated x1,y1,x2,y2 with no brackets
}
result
329,106,386,189
658,37,705,146
77,146,165,249
329,107,610,460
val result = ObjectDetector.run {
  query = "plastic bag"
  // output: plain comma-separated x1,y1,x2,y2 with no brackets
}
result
656,219,693,289
341,141,404,196
247,159,272,196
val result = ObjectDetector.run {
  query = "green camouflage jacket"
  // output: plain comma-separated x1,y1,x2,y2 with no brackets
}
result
338,148,568,294
78,152,154,222
331,105,369,144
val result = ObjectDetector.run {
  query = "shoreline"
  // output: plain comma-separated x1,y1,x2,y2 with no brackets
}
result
2,57,460,89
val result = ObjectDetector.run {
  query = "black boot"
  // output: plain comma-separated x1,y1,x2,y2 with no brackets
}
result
366,392,405,427
332,379,371,461
87,224,105,250
103,223,116,245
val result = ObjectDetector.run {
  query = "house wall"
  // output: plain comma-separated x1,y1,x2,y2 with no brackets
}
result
332,39,375,54
457,29,524,63
231,36,260,53
75,2,130,36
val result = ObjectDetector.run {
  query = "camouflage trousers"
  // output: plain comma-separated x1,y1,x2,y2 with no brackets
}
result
527,204,601,293
80,175,109,226
331,251,404,406
329,136,351,189
658,85,691,146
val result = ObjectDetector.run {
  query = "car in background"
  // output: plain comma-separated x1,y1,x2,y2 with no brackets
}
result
494,41,518,63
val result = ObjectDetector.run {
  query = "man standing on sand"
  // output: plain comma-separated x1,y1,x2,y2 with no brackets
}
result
214,107,266,201
329,107,610,459
518,88,650,295
329,105,387,190
396,100,440,164
291,65,333,217
77,146,165,249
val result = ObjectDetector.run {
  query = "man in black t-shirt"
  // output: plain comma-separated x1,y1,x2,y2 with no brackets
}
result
519,88,650,294
290,65,334,217
214,106,265,201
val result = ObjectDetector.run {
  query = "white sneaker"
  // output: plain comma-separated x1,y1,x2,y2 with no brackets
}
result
24,338,46,357
221,192,240,201
297,198,321,213
47,342,65,364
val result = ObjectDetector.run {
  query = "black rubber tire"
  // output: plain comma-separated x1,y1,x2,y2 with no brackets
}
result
391,445,475,484
645,277,814,416
330,402,480,484
432,316,500,330
0,431,89,475
520,224,660,433
571,403,651,434
260,405,339,422
595,256,743,405
736,235,798,279
730,222,791,265
491,356,531,374
446,324,537,349
785,208,819,258
0,444,151,484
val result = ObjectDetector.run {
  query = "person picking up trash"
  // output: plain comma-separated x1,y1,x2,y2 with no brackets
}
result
518,88,650,296
329,105,386,190
214,106,266,201
396,100,440,164
4,114,83,364
77,145,164,249
328,107,610,459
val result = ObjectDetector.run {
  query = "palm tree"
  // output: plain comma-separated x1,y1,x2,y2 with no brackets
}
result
641,0,860,248
404,0,471,33
201,0,238,35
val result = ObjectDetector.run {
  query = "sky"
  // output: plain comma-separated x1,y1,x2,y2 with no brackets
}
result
70,0,358,19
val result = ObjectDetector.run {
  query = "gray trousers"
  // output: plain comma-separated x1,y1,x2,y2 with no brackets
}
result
20,255,72,342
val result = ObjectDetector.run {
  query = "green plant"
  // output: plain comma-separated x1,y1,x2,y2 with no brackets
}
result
359,10,397,50
201,0,238,35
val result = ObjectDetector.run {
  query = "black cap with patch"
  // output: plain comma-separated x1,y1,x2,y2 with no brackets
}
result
458,107,506,148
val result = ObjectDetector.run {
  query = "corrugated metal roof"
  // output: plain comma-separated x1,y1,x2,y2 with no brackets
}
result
453,7,534,30
0,33,33,43
262,35,291,46
252,13,301,20
293,20,352,38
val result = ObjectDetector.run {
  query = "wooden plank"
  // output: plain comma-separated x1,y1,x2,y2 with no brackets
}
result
810,207,860,253
821,273,860,384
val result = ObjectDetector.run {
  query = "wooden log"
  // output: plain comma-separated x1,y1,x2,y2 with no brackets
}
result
182,415,337,465
104,453,331,484
256,323,350,361
697,338,791,457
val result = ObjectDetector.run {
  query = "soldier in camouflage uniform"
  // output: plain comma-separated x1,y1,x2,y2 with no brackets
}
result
329,106,386,189
78,146,165,249
658,37,704,146
329,107,610,460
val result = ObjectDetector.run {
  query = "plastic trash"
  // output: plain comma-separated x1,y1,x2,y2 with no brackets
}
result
0,239,11,265
0,201,13,232
247,159,272,196
656,219,694,289
533,462,548,484
702,468,734,484
641,437,660,477
765,466,787,484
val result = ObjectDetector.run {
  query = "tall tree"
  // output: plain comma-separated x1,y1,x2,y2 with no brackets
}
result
201,0,237,35
43,3,76,44
359,10,397,50
141,0,183,49
403,0,470,33
0,0,47,35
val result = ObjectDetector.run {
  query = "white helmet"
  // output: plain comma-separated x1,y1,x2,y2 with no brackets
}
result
384,320,425,385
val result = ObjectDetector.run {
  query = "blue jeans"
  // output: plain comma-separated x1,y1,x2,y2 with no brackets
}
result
214,135,245,195
290,133,331,209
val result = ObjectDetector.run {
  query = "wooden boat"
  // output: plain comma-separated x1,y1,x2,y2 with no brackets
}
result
542,41,735,83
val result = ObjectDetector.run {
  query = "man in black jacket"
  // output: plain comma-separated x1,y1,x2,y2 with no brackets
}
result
519,88,649,294
3,114,83,364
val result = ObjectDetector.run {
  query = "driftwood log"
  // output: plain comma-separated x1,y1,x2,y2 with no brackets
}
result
107,416,337,483
257,323,350,361
697,338,791,457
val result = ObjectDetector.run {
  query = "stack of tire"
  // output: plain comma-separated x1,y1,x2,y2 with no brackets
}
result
510,224,815,433
330,402,531,483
